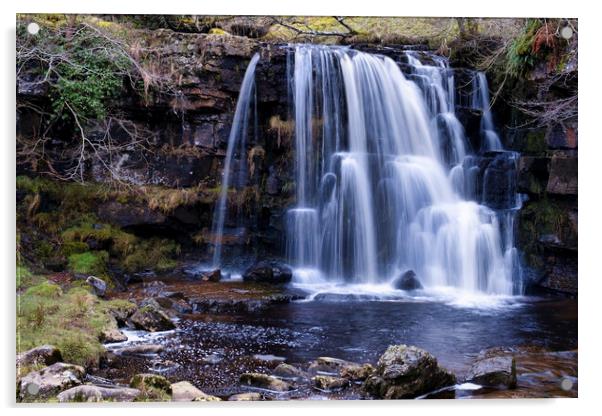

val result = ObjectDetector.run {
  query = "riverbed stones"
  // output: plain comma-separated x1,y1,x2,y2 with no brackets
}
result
392,270,423,291
200,269,222,282
242,261,293,284
465,355,517,388
363,344,456,399
171,381,220,401
100,327,128,343
115,344,164,356
308,357,354,375
272,363,309,381
57,385,141,402
129,303,176,332
340,363,375,381
18,362,85,400
228,392,263,401
312,375,350,391
239,373,291,392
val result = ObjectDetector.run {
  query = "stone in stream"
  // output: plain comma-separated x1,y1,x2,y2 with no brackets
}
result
18,362,85,401
312,375,350,391
363,344,456,399
128,303,176,332
57,385,141,402
100,327,128,343
308,356,355,375
242,261,293,284
272,363,309,381
392,270,423,291
155,296,192,314
115,344,164,356
130,373,172,399
239,373,291,392
171,381,221,401
465,355,517,389
340,363,375,381
200,269,222,282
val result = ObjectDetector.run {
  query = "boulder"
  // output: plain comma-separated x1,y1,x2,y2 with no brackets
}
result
239,373,291,392
272,363,309,381
546,155,577,196
115,344,164,356
200,269,222,282
100,328,128,343
228,392,263,401
242,261,293,284
171,381,220,401
392,270,423,291
312,375,349,391
465,355,517,389
129,304,176,332
308,357,353,375
340,363,375,381
86,276,107,297
363,344,456,399
155,297,192,314
16,345,62,372
18,362,85,400
57,385,141,402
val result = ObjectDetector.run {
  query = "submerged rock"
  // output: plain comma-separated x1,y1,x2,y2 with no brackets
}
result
465,355,517,388
171,381,220,401
242,261,293,284
312,375,349,391
129,304,176,332
393,270,423,291
363,344,456,399
18,362,85,401
239,373,291,392
115,344,164,356
130,373,172,395
272,363,309,381
57,385,141,402
308,357,355,375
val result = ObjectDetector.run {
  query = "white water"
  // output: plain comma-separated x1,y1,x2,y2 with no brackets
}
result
210,53,260,267
285,46,520,295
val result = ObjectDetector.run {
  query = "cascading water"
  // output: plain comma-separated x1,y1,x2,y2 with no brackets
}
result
285,45,521,295
210,53,260,267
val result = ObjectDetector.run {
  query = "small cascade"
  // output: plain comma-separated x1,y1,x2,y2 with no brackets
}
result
210,53,260,267
283,45,521,295
470,71,503,151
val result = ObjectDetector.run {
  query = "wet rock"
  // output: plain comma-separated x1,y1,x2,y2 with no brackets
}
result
340,363,375,381
239,373,291,392
392,270,423,291
363,344,456,399
129,304,176,332
312,375,349,391
242,261,293,284
130,373,172,395
481,151,519,209
100,328,128,343
171,381,220,401
97,200,166,228
252,354,286,364
272,363,309,381
57,385,141,402
86,276,107,297
465,355,517,389
308,357,354,375
18,362,85,400
228,392,263,401
16,345,62,372
547,155,577,196
155,296,192,314
142,280,167,297
115,344,164,356
200,269,222,282
546,123,578,150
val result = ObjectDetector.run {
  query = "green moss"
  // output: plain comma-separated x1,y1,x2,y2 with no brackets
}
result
68,251,109,276
24,281,62,298
208,27,228,35
122,238,180,273
524,130,547,154
62,221,137,257
61,241,89,257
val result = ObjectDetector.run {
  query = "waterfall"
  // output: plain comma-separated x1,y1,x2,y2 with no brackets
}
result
470,71,503,151
285,45,520,295
210,53,260,267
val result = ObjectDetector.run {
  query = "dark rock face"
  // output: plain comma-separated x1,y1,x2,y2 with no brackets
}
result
465,355,517,388
242,261,293,284
547,155,577,196
363,344,456,399
481,151,518,210
392,270,423,291
546,122,578,150
97,201,166,228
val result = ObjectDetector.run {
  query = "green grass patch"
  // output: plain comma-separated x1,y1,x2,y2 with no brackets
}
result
68,251,109,276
